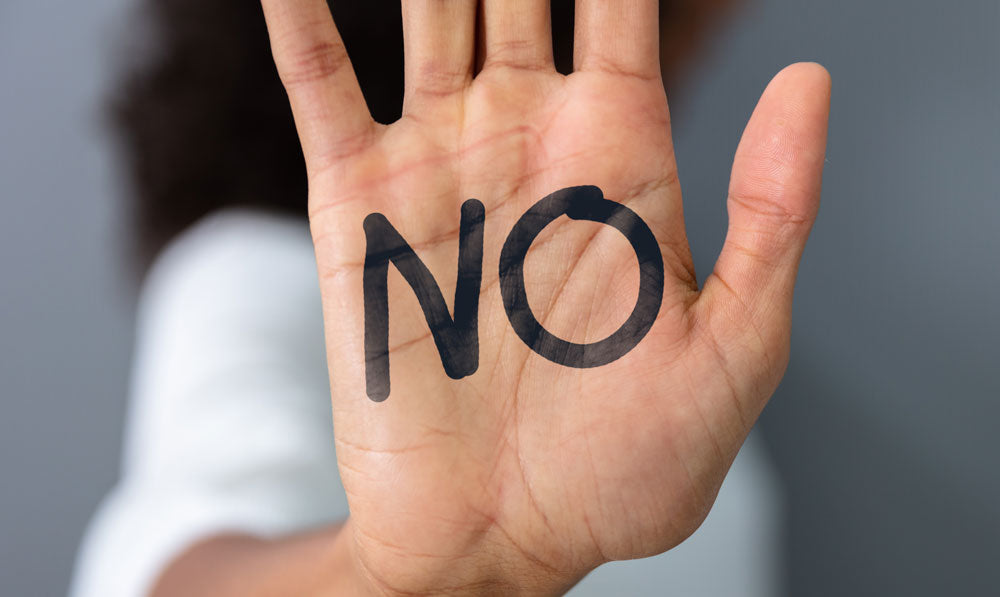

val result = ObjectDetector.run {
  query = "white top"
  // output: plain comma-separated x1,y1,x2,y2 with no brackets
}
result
71,209,784,597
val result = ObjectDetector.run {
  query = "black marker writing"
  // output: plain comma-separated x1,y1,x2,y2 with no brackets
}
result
499,186,664,369
362,186,664,402
363,199,485,402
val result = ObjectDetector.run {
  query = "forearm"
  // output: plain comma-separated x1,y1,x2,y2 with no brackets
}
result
151,521,377,597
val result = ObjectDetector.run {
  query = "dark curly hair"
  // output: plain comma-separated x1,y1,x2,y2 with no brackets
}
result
112,0,733,269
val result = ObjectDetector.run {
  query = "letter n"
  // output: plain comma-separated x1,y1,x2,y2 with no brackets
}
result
362,200,485,402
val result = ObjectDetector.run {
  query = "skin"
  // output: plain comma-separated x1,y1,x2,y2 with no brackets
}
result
155,1,831,595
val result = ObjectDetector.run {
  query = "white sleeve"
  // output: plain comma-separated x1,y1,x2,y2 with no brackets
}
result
70,210,349,597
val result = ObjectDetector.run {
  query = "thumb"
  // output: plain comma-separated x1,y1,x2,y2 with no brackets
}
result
698,63,831,372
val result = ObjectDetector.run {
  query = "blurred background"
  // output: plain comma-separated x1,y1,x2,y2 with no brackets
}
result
1,0,997,595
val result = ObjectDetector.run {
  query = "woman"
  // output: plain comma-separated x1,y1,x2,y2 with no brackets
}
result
72,1,829,594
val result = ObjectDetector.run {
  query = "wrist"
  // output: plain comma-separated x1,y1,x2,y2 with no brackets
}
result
337,519,589,596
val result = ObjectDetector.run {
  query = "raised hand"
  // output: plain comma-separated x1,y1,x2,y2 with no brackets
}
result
261,1,831,594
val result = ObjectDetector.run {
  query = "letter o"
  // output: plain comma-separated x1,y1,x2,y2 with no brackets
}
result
498,185,665,368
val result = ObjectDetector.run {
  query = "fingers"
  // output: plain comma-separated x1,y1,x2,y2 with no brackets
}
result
402,1,477,105
479,0,554,72
575,0,660,78
261,0,375,171
699,63,832,349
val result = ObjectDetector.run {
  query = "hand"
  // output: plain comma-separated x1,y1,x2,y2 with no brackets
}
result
261,1,831,594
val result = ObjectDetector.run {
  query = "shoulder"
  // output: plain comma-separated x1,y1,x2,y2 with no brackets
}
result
136,208,322,350
124,207,332,479
144,208,315,310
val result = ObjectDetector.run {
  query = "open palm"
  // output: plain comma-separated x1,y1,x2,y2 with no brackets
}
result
262,1,831,594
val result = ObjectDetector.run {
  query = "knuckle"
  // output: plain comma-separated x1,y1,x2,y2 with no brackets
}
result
483,39,550,73
409,62,469,98
576,55,660,82
280,39,351,88
727,186,811,227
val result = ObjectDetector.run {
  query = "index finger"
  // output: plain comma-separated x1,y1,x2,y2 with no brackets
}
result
574,0,660,79
261,0,376,171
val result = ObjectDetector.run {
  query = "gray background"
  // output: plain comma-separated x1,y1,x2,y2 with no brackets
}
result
1,0,997,595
